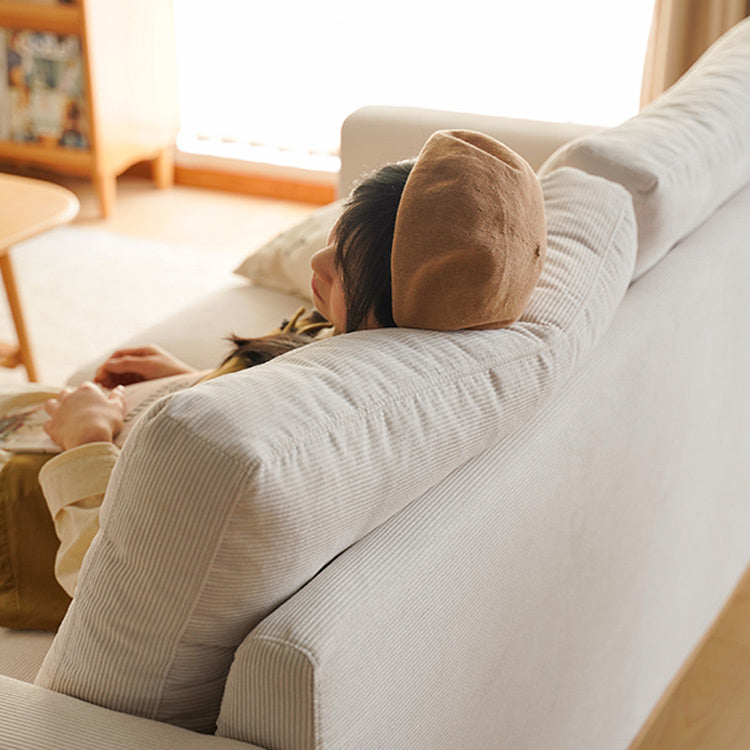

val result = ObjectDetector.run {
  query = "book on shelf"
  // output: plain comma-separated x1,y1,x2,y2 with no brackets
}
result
1,27,88,147
0,372,207,454
0,30,8,140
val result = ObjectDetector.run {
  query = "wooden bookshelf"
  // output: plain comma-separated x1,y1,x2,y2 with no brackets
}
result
0,1,80,34
0,0,178,217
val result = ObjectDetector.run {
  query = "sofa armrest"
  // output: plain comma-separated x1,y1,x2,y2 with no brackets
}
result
0,676,259,750
338,104,603,195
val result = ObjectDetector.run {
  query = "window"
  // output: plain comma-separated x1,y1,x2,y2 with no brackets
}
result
174,1,655,174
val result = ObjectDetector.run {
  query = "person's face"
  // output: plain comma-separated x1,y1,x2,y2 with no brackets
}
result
310,231,348,333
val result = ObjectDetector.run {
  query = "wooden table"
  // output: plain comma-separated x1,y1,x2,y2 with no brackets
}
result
0,173,79,381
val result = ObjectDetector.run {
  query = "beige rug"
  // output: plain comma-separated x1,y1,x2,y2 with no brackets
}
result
0,225,253,387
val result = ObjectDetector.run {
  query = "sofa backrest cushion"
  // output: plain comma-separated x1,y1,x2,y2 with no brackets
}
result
540,17,750,281
35,168,636,734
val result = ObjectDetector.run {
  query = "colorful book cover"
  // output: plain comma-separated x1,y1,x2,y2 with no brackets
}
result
5,29,88,148
0,29,9,140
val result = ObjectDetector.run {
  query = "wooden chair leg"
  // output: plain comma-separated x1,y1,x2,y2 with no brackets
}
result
151,148,174,189
94,172,116,218
0,252,38,382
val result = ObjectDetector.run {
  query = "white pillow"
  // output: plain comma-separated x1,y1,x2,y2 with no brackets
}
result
234,199,344,300
36,168,636,734
540,17,750,281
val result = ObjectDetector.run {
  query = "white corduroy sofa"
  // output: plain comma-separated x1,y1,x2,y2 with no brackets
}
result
1,18,749,750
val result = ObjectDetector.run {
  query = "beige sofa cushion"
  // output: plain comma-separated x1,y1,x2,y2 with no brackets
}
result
234,200,342,302
0,675,256,749
68,283,311,385
0,629,54,683
540,17,750,280
35,168,636,734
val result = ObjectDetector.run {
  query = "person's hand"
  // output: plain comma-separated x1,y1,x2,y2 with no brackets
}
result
94,345,196,388
44,382,127,450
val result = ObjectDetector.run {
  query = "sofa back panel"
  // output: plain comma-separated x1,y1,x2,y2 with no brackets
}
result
35,169,636,734
541,17,750,281
339,105,604,195
219,184,750,750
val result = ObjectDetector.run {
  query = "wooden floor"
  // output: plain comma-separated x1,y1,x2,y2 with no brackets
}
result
0,163,317,385
631,565,750,749
6,166,750,749
1,162,318,250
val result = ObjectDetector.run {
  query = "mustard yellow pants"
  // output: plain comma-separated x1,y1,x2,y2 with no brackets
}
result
0,452,70,631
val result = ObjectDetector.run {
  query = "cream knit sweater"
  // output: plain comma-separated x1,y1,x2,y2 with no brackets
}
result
38,442,119,597
0,388,115,599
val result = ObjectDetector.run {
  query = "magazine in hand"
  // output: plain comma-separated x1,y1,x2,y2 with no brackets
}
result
0,371,205,454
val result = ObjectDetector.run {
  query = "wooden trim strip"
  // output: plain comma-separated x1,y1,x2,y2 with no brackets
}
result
174,165,336,206
0,141,94,174
0,1,81,34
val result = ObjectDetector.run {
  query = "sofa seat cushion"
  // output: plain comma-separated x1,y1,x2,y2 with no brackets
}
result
540,17,750,280
35,168,636,733
0,628,54,683
68,282,310,385
0,675,258,750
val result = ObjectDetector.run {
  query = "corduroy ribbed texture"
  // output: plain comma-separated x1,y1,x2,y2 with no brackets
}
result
35,167,635,736
0,675,258,749
217,183,750,750
0,629,54,684
540,16,750,281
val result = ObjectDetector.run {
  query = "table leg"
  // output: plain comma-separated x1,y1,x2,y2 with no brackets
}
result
0,251,38,382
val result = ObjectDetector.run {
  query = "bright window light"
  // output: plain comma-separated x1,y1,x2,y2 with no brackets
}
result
174,1,655,171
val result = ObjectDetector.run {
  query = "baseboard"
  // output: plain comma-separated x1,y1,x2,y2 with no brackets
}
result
173,165,335,205
123,160,336,205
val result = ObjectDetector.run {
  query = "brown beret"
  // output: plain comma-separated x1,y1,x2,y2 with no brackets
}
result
391,130,546,330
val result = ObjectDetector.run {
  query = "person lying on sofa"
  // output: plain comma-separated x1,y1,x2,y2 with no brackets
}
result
0,129,547,631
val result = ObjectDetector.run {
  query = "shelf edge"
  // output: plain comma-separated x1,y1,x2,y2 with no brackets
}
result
0,2,82,35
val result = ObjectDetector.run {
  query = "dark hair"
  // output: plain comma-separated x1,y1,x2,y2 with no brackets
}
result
223,160,413,367
334,160,414,332
222,332,315,368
